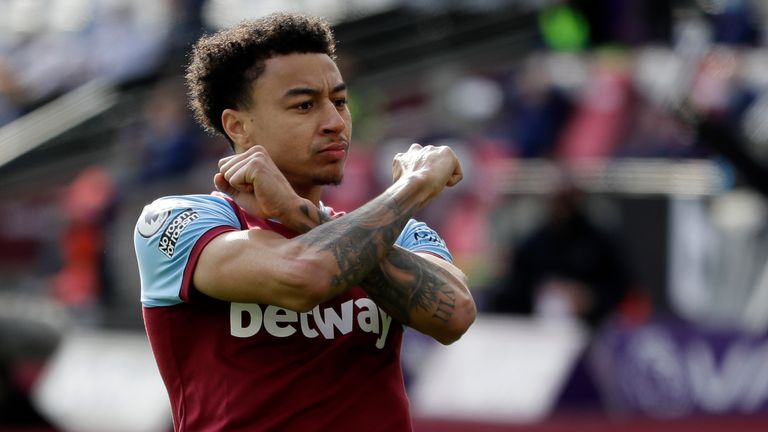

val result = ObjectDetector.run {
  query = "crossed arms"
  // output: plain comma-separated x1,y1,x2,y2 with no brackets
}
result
194,144,476,344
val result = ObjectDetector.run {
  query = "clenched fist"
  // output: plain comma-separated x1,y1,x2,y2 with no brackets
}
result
215,145,299,220
392,143,463,207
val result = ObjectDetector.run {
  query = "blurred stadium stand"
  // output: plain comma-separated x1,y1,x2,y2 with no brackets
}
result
3,0,768,430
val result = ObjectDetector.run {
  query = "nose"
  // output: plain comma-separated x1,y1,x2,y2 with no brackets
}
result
321,101,346,136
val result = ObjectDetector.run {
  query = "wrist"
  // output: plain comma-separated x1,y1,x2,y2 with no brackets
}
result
390,172,434,210
274,196,309,227
282,197,328,233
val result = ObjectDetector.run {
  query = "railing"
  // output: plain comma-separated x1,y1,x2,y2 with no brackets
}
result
0,80,118,169
495,158,727,196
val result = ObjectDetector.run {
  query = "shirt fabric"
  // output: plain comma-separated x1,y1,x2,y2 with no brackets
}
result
134,193,452,432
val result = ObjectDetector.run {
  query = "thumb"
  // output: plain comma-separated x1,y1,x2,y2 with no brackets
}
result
446,172,463,187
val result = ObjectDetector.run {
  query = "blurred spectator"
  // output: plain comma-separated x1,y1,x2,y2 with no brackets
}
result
490,180,632,328
134,78,202,184
615,99,699,158
87,0,171,84
166,0,206,54
507,55,574,158
571,0,672,46
0,0,172,127
555,52,633,160
437,137,510,287
51,166,116,312
707,0,760,45
0,60,24,124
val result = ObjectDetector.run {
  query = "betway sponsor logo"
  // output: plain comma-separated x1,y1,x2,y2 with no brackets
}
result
231,298,393,349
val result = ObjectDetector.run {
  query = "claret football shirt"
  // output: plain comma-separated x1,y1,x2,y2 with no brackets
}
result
134,193,453,432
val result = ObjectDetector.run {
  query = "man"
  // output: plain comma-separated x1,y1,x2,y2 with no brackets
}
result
491,182,630,327
134,12,475,432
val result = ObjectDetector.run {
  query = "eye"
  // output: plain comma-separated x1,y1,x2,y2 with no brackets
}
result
295,101,313,111
334,98,348,108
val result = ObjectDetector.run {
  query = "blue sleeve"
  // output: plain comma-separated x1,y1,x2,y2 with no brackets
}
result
394,219,453,263
134,194,241,307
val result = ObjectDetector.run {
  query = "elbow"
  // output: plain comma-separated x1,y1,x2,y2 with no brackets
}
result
280,256,335,313
434,333,462,346
435,295,477,346
288,294,321,314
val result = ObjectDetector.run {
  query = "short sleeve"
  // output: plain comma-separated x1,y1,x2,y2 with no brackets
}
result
134,194,241,307
394,219,453,263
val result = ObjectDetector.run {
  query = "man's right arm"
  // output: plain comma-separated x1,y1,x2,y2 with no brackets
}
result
193,145,460,312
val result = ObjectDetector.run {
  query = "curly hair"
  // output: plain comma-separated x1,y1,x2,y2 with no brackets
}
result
185,13,337,145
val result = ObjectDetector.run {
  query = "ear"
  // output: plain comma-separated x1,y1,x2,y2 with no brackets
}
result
221,108,249,149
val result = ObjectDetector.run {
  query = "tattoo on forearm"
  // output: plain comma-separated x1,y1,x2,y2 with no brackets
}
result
297,195,411,293
293,199,456,326
432,286,456,322
298,202,333,233
361,270,409,323
362,248,455,325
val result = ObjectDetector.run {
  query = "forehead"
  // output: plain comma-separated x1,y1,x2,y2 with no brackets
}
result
253,53,344,98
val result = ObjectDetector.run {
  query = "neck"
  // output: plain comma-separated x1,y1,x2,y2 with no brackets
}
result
293,184,323,206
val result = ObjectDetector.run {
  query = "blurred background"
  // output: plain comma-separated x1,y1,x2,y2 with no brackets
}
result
2,0,768,430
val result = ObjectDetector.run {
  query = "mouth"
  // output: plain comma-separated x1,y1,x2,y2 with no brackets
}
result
318,140,348,152
317,140,349,161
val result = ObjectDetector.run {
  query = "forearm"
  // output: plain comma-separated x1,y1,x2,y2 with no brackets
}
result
361,247,475,344
280,196,475,343
291,177,429,302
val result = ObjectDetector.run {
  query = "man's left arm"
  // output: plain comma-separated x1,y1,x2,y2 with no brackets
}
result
293,201,476,345
363,246,475,344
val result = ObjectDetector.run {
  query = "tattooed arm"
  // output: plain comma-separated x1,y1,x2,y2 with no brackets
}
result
363,249,474,344
194,144,462,314
283,200,475,345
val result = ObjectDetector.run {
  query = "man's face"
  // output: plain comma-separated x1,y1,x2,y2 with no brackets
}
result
238,53,352,192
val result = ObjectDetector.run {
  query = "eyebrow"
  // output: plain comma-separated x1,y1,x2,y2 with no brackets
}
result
283,83,347,98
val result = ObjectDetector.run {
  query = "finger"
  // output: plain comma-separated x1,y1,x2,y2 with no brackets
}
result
392,165,403,183
218,145,264,171
223,157,257,184
219,152,248,172
218,154,237,170
247,144,266,154
408,143,423,152
239,146,273,172
244,144,271,162
229,174,253,194
214,173,239,196
391,153,404,182
446,155,463,187
219,146,260,169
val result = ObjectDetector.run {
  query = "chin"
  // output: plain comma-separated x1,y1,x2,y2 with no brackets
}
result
313,172,344,186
